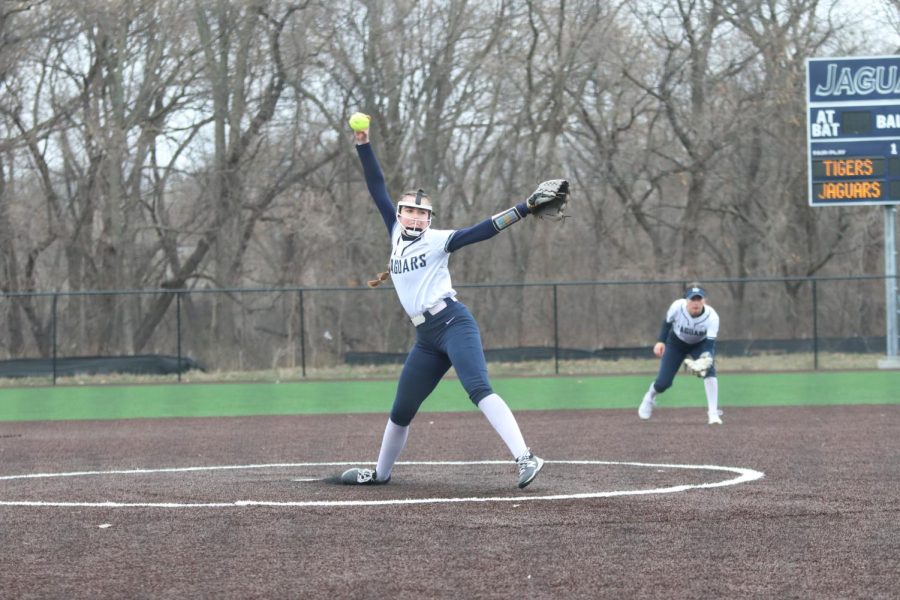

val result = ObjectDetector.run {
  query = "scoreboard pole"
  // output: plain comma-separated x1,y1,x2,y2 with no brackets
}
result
806,55,900,368
883,205,899,367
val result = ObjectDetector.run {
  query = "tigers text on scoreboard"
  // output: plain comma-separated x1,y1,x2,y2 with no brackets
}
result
806,55,900,207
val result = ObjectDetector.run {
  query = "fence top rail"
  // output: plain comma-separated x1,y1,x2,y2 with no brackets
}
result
0,274,893,299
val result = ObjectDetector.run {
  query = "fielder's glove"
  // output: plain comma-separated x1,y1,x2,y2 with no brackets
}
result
684,352,714,378
526,179,570,221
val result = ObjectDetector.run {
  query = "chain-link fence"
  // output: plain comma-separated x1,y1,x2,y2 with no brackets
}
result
0,276,896,384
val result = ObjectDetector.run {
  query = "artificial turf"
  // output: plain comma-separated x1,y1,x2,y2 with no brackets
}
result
0,370,896,422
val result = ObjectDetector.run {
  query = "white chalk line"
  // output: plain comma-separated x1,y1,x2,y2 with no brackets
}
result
0,460,764,508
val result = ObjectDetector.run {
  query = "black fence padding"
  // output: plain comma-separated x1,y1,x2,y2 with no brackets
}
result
0,355,204,379
344,336,887,365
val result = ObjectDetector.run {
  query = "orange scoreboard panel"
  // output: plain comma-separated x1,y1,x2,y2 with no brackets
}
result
807,56,900,207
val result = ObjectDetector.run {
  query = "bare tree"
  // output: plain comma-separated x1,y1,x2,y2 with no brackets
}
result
134,0,343,352
715,0,870,318
0,1,44,356
0,0,891,366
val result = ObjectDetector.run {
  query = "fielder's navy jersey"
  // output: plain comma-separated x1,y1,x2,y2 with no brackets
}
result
664,299,719,344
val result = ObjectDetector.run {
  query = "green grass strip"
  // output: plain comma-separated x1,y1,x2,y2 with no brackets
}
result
0,370,897,422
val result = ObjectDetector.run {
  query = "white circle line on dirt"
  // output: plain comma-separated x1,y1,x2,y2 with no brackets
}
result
0,460,764,508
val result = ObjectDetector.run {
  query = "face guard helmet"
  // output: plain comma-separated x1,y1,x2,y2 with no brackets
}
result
396,188,433,238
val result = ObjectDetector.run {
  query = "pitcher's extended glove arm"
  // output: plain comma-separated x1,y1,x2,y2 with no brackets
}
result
526,179,570,221
684,352,714,378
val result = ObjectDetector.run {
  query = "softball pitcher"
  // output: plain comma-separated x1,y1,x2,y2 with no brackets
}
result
340,119,567,489
638,283,723,425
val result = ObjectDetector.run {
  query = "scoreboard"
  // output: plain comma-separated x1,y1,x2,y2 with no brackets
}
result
807,55,900,207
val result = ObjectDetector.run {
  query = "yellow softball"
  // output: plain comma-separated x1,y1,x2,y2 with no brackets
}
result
349,112,371,132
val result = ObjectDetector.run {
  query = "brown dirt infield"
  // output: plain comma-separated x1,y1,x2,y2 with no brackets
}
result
0,404,897,599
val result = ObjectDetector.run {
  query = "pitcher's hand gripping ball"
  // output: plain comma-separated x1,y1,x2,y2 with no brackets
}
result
526,179,570,221
349,112,371,132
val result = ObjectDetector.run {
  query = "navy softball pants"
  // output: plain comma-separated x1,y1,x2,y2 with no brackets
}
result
390,299,493,426
653,333,717,393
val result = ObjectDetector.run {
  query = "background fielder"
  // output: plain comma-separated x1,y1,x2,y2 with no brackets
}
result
340,118,567,489
638,282,723,425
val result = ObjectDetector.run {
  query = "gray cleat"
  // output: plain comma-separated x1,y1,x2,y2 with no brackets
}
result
515,449,544,489
340,467,390,485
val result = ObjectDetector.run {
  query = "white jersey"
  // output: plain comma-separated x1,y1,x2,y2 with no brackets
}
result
665,299,719,344
389,223,457,317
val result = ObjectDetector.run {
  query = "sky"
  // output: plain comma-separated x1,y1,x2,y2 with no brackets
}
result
834,0,900,54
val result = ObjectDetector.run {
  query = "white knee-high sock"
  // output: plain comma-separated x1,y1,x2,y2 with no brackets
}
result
375,419,408,481
704,376,719,415
647,381,659,399
478,393,528,459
